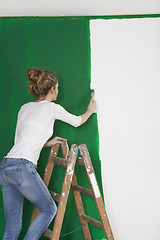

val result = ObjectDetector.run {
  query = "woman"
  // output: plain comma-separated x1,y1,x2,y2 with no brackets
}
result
0,67,96,240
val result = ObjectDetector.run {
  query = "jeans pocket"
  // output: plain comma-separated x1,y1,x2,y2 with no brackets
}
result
3,165,24,186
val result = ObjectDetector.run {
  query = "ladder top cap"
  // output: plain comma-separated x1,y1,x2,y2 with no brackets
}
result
78,144,87,149
70,144,79,149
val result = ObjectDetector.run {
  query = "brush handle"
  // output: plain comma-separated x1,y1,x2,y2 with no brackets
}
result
91,89,95,99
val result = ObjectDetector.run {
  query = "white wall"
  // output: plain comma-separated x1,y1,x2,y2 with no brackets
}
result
0,0,160,16
90,18,160,240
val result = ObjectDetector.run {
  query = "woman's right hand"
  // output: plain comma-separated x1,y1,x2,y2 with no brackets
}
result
87,94,97,113
79,93,97,126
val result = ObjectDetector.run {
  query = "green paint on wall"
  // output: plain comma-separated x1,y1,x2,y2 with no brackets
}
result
0,17,104,239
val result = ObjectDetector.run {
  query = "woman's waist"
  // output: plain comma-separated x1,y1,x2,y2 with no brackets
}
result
0,157,37,170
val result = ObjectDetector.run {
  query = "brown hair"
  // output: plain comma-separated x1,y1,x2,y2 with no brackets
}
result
27,67,58,98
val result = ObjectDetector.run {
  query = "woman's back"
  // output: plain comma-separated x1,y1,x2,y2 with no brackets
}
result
4,100,81,165
4,100,55,164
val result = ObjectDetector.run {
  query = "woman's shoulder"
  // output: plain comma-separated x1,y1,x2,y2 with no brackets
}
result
50,101,62,108
18,101,38,114
20,101,33,109
19,101,63,113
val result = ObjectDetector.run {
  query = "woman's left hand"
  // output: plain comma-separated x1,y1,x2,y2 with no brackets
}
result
44,136,67,147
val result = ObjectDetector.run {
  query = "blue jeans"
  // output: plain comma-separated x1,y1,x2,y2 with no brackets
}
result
0,157,57,240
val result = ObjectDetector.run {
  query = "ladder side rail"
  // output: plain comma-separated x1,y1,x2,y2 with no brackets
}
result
71,172,92,240
51,144,78,240
29,143,60,226
79,144,114,240
43,141,69,236
43,143,60,186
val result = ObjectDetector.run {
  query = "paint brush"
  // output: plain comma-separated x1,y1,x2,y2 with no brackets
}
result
91,89,95,99
91,89,97,113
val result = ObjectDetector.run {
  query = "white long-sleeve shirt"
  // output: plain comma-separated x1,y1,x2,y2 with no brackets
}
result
4,100,82,165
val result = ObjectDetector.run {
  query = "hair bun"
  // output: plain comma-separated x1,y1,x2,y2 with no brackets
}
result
27,67,58,98
27,67,44,84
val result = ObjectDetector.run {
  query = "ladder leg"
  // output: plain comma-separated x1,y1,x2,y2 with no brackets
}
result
43,143,60,186
71,172,92,240
29,144,59,226
79,144,114,240
51,144,78,240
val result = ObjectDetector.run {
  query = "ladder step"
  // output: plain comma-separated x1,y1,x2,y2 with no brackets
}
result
50,190,60,202
52,156,68,166
43,228,52,238
52,156,84,166
73,185,94,197
76,157,84,165
82,214,104,229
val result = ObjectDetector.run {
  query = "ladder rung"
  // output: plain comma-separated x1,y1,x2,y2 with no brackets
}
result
73,185,94,197
50,190,60,202
76,157,84,165
52,156,68,166
82,214,104,229
43,228,52,238
52,156,84,166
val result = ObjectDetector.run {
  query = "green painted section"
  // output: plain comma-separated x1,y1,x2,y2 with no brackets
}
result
0,17,104,240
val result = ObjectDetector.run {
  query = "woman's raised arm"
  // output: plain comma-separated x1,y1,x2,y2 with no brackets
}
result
79,94,97,125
